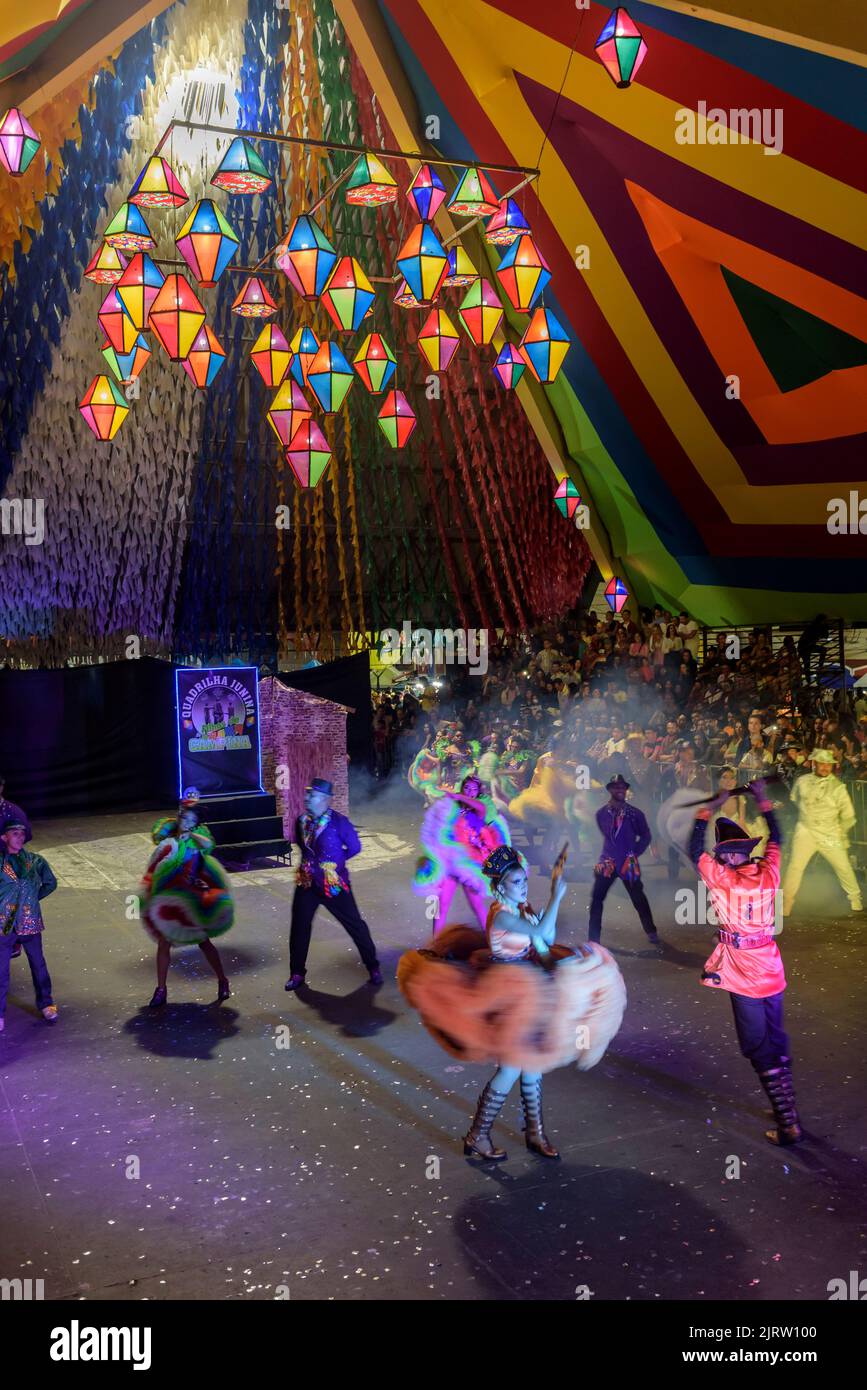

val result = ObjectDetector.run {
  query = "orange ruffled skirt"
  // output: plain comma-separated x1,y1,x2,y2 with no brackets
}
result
397,925,626,1074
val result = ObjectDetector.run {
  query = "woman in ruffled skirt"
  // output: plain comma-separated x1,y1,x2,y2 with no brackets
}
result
398,845,626,1162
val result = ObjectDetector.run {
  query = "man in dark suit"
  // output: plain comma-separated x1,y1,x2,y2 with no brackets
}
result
285,779,382,991
588,773,661,945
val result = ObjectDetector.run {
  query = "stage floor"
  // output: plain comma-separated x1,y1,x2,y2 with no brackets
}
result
1,785,864,1302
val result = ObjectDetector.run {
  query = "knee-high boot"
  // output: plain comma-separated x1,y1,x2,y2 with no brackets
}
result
520,1075,560,1159
757,1062,803,1146
463,1083,509,1161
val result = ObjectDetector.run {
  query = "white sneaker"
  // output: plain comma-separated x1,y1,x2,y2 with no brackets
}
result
42,1006,58,1022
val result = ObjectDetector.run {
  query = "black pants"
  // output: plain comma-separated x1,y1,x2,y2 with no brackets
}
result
729,990,789,1071
0,931,53,1016
290,885,379,976
588,873,656,942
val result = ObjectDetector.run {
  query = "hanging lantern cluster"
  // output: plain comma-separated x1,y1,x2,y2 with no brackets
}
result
79,133,571,472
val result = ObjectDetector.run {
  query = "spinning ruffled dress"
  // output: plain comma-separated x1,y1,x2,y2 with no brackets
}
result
141,819,234,947
398,907,626,1074
413,791,510,927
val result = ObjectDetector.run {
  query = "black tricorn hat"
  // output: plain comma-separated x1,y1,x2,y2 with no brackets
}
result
713,817,761,855
483,845,522,880
605,773,630,791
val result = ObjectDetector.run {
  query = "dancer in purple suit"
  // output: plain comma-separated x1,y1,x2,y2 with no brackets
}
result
588,773,661,945
285,779,382,991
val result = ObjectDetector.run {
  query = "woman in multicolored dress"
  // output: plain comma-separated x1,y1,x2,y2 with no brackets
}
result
413,774,509,931
140,797,233,1008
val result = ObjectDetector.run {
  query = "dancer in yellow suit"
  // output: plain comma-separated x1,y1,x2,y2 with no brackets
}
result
783,750,863,916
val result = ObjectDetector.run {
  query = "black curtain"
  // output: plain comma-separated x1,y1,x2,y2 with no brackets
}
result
278,651,372,765
0,659,177,819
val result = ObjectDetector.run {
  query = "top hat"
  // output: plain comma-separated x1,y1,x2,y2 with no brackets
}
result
713,817,761,855
605,773,630,792
482,845,522,881
306,778,334,796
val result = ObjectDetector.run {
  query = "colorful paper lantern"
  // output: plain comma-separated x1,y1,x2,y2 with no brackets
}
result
485,198,531,246
518,305,570,384
496,233,551,313
101,333,150,384
148,274,206,360
0,108,40,176
103,202,155,252
595,7,648,88
182,324,227,388
458,278,504,346
407,163,447,221
605,576,629,613
377,390,417,448
320,255,376,332
417,308,460,373
231,275,277,318
353,333,396,393
344,152,397,206
447,166,499,218
492,343,525,390
267,379,313,446
275,214,337,300
394,279,421,309
251,323,292,388
175,199,239,288
554,478,581,519
395,222,449,306
115,252,165,331
79,375,129,440
288,326,320,388
84,243,127,285
128,155,187,208
211,136,272,194
285,421,332,488
442,245,478,288
98,286,139,355
306,341,354,413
